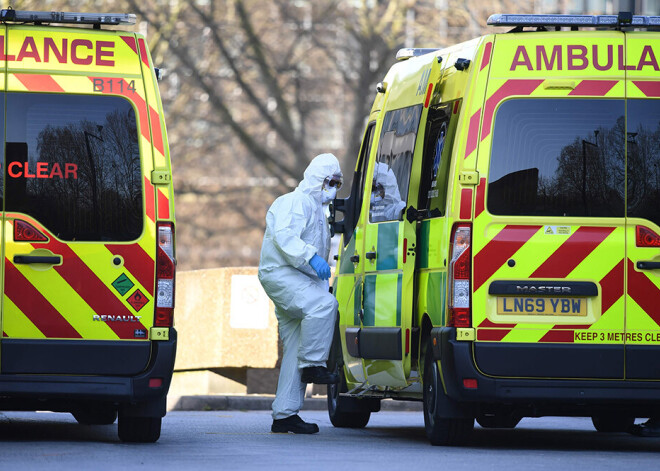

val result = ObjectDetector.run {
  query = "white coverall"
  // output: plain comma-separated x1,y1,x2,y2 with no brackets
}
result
258,153,341,420
370,162,407,222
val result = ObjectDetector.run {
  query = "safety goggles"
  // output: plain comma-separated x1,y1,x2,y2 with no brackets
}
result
324,175,343,189
372,181,385,198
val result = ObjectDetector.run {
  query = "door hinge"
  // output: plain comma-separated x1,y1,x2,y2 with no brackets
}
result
458,171,479,186
151,169,171,185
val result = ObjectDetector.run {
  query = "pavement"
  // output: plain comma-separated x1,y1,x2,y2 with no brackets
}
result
167,394,423,413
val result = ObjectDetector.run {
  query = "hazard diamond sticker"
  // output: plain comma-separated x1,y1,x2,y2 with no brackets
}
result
127,289,148,312
112,273,134,296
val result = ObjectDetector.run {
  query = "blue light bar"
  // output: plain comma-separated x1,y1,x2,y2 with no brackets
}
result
395,48,440,61
487,13,660,28
0,9,136,25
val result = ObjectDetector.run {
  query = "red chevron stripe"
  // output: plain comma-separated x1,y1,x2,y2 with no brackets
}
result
105,243,155,295
14,73,64,92
475,178,486,218
158,189,170,220
473,225,541,291
480,42,492,71
149,105,165,155
478,318,517,328
477,328,512,341
538,329,574,343
4,260,82,339
633,81,660,97
464,110,481,158
33,238,149,339
120,35,138,55
459,188,472,219
481,79,543,141
144,176,155,222
627,258,660,327
530,226,615,279
138,38,150,67
600,259,624,314
568,80,617,96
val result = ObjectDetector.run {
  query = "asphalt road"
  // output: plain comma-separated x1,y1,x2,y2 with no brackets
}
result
1,410,659,470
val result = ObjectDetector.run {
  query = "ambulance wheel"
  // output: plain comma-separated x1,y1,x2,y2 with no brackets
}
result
423,341,473,446
118,415,161,443
591,414,634,433
72,406,117,425
327,364,372,429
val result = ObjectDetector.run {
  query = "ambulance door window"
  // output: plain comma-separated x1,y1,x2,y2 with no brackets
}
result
340,122,374,246
487,98,625,217
627,99,660,227
370,105,422,223
5,93,143,241
418,100,461,215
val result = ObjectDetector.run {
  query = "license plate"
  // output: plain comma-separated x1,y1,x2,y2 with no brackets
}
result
497,297,586,316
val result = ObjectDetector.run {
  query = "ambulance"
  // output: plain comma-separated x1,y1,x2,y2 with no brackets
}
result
0,10,176,442
328,13,660,445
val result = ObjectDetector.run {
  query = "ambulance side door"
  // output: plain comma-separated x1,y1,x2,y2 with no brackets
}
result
335,121,375,384
361,103,423,387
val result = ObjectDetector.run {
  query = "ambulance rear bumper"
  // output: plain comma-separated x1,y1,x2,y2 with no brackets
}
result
0,329,177,406
432,327,660,411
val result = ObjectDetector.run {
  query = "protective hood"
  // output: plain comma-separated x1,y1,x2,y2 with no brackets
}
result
375,162,405,209
296,153,342,204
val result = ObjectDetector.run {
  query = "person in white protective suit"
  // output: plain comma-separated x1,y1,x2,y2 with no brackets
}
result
258,153,343,434
370,162,407,222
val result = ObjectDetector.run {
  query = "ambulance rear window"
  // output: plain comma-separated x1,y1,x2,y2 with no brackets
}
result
487,98,625,217
4,93,142,241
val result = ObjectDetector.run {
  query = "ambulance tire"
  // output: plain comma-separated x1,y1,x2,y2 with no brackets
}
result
591,414,635,433
72,406,118,425
118,415,162,443
423,341,473,446
327,364,372,429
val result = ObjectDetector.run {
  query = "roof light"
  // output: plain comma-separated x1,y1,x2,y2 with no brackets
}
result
487,13,660,28
396,48,440,61
0,9,136,26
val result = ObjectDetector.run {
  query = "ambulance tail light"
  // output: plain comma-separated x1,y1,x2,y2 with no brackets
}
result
448,224,471,328
155,222,176,328
636,225,660,247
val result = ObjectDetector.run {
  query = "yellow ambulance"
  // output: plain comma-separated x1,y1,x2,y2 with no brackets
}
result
0,9,176,442
329,12,660,445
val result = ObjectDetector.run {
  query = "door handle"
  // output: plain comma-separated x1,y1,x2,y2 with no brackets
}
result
14,255,62,265
365,251,377,260
350,255,360,263
637,261,660,270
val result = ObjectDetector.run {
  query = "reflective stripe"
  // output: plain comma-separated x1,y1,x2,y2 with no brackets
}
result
473,225,541,291
568,79,617,96
627,258,660,327
4,260,82,338
105,243,155,295
530,226,615,278
14,73,64,92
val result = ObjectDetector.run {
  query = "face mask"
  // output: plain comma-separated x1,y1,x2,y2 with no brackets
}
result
371,194,383,204
321,185,337,204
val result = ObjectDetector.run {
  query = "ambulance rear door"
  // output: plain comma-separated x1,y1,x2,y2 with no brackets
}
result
1,26,157,375
472,31,627,379
624,30,660,379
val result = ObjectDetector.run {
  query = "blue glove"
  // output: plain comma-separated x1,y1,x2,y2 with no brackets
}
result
309,254,331,280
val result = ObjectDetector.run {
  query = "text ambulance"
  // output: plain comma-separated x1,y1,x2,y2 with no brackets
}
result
0,10,176,443
328,13,660,445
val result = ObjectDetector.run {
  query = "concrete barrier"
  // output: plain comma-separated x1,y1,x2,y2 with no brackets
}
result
173,268,279,372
